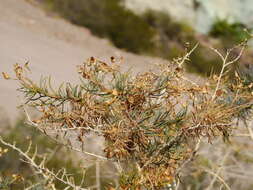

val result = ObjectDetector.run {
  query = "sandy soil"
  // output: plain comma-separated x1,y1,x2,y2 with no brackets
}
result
0,0,168,124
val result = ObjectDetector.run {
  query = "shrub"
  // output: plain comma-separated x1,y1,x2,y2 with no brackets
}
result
209,19,252,47
41,0,237,75
1,42,253,189
143,10,195,44
44,0,155,53
142,10,195,59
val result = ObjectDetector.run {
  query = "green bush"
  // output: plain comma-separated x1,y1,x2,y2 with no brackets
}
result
143,10,195,44
209,19,251,46
142,10,195,59
44,0,155,53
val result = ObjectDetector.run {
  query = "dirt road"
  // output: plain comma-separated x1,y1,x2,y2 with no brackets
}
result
0,0,166,123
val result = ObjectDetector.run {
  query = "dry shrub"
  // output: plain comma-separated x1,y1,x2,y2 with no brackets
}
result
1,42,253,189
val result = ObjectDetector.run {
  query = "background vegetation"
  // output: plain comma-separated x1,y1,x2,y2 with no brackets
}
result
44,0,155,54
41,0,252,76
209,19,251,47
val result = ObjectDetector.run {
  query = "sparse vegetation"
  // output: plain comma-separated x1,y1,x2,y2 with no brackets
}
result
0,118,87,189
40,0,236,75
44,0,155,53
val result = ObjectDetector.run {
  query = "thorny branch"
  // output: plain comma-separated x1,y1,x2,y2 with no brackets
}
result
0,136,88,190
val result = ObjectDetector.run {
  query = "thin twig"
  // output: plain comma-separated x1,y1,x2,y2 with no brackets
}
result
23,105,108,160
211,45,245,101
204,168,231,190
95,161,101,190
178,43,199,67
0,136,88,190
242,120,253,140
205,150,231,190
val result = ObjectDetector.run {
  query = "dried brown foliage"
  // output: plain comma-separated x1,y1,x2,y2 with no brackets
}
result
2,43,253,189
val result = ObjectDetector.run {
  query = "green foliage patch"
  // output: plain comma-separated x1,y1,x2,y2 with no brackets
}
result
209,19,252,47
45,0,155,53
